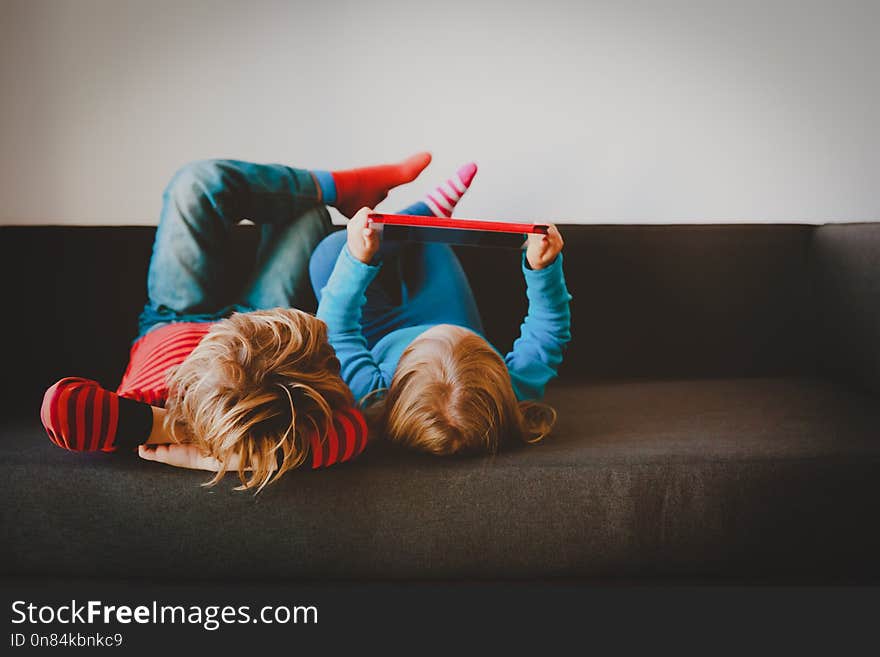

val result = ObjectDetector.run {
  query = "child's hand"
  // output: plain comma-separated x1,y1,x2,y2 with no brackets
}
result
138,443,240,472
526,224,564,270
347,207,381,264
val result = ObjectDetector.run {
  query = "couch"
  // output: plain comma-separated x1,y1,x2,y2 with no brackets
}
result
1,223,878,582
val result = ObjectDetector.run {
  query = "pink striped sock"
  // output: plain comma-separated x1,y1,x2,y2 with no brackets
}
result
420,162,478,217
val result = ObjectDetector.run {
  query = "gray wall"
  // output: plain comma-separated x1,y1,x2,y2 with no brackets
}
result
1,0,877,225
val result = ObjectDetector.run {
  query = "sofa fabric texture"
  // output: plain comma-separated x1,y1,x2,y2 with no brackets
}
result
1,223,878,581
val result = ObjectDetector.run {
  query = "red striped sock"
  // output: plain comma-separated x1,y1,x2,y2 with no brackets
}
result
41,377,152,452
331,152,432,218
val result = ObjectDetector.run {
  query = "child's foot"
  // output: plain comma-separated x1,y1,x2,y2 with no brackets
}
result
314,152,432,218
398,162,478,217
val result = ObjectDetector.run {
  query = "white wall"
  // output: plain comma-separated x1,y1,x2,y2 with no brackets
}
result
1,0,877,225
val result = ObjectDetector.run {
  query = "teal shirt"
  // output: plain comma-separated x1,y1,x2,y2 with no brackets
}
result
316,246,572,403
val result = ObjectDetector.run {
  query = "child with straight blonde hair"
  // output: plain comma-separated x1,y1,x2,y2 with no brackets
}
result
310,164,571,456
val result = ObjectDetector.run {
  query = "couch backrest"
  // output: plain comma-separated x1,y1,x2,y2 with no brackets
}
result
461,224,817,383
0,224,819,414
811,223,880,394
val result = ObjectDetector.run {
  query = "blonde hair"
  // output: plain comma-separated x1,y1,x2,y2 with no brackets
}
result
374,325,556,456
164,308,353,492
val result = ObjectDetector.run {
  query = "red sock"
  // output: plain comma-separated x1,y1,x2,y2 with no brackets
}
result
41,377,153,452
331,152,432,218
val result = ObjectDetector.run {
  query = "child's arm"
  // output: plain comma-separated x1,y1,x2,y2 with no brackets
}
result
138,443,233,471
139,406,370,471
145,406,170,444
504,226,572,400
316,208,388,402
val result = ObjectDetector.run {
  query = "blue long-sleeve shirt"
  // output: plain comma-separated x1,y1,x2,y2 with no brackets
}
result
316,246,572,403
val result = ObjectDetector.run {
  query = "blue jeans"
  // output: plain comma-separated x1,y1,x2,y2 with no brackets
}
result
137,159,333,338
308,232,485,349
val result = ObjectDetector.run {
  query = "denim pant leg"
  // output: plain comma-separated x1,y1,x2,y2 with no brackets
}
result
138,159,326,337
309,230,348,302
240,204,333,313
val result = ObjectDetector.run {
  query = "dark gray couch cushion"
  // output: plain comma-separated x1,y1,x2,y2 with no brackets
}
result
3,377,878,580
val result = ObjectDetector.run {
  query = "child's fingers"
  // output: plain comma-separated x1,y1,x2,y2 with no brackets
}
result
527,232,547,246
546,226,564,253
364,224,381,252
347,207,370,237
144,444,184,466
139,443,202,470
193,454,225,471
353,207,372,226
139,444,173,463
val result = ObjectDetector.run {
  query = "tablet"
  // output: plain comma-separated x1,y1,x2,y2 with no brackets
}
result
368,213,549,249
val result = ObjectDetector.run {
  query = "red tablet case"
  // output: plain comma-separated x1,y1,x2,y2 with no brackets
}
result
368,213,549,235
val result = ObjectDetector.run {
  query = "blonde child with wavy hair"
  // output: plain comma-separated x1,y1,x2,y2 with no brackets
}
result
309,163,571,456
41,153,438,490
156,307,359,490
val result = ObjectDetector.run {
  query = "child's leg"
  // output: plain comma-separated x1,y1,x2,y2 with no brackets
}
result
393,242,484,334
238,205,333,312
140,155,433,336
316,152,432,218
236,153,436,311
308,161,479,296
373,162,483,334
139,159,329,336
308,229,348,299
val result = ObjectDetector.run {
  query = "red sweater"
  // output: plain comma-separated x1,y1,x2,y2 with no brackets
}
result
117,322,212,405
41,322,368,469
